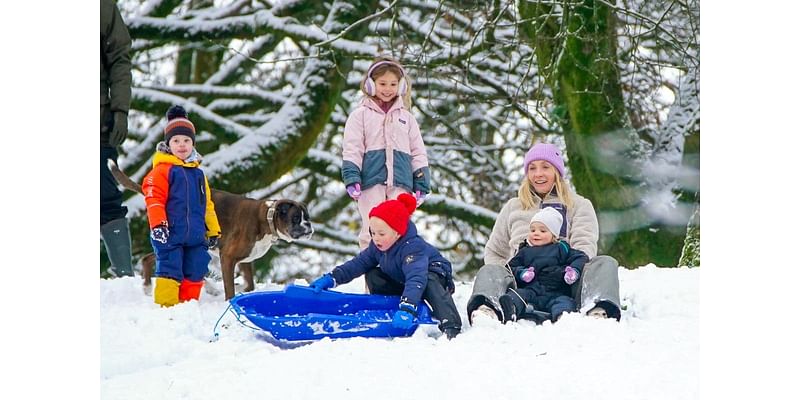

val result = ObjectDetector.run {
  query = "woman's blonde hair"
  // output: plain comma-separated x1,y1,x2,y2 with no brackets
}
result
517,167,573,210
360,56,412,109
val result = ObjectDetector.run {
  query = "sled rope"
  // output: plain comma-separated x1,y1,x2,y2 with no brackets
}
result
210,301,263,342
231,309,263,332
210,303,233,342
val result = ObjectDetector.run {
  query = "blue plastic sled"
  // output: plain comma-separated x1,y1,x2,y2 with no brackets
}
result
229,285,437,341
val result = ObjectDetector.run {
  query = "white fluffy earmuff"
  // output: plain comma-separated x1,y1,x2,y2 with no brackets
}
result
364,60,408,97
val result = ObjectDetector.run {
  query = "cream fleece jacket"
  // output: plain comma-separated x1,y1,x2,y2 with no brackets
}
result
483,191,599,266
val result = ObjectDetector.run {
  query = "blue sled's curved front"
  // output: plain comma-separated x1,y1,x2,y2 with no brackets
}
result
229,285,437,341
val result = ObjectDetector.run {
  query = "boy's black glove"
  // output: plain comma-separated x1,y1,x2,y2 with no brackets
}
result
109,111,128,147
150,224,169,244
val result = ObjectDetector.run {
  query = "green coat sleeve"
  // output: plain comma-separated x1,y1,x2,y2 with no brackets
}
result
101,0,132,114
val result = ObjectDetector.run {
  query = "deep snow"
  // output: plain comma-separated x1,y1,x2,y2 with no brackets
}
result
99,265,698,400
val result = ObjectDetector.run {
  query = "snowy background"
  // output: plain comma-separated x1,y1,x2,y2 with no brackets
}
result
7,2,800,400
99,265,698,400
106,0,701,276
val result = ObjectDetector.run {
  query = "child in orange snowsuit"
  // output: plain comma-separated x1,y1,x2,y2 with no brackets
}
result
143,105,221,307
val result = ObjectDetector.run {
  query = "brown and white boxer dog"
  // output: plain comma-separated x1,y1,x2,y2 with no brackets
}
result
108,160,314,300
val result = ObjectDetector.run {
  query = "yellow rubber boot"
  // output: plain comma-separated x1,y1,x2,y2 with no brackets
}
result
154,277,181,307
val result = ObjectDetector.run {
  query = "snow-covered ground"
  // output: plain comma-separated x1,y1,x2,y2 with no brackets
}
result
99,265,698,400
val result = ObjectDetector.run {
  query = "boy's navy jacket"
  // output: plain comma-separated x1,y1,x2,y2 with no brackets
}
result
330,221,452,306
508,241,589,296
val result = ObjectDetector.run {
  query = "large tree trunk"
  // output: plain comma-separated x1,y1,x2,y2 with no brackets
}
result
519,0,686,267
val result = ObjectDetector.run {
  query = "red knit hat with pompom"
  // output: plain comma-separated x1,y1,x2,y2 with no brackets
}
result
368,193,417,236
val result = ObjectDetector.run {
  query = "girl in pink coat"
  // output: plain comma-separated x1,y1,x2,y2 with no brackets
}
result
341,56,431,249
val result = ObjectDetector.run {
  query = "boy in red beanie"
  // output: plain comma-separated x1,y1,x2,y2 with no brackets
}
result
143,105,221,307
310,193,461,339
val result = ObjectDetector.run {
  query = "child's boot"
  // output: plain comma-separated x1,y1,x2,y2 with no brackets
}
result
154,277,180,307
179,279,204,302
499,294,517,324
444,327,460,340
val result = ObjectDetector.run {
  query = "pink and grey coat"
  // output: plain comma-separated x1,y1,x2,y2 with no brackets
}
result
341,97,430,194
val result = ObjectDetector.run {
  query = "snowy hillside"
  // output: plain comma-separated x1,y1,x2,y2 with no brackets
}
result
100,265,698,400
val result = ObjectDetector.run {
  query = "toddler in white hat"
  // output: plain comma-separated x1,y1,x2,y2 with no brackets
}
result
526,207,563,246
497,207,589,324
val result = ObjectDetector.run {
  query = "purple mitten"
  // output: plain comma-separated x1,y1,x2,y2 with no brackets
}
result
520,267,535,283
346,183,361,200
415,190,426,206
564,266,579,284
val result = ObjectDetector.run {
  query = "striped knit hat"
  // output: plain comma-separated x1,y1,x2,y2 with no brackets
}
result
164,105,196,144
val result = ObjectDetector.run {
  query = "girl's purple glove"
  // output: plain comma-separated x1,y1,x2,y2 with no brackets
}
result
520,267,535,283
414,190,426,206
346,183,361,200
564,266,579,285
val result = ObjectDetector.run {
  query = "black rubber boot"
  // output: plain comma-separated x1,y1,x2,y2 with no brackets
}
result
100,217,134,277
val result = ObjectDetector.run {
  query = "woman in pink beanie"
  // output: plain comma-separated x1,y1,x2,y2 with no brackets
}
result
309,193,462,339
466,142,622,324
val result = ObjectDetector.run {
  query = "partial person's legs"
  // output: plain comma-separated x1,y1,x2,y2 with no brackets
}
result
466,264,515,324
100,145,133,277
385,186,408,200
547,295,578,322
364,268,405,295
575,255,622,320
356,185,387,250
358,186,408,293
422,272,462,338
356,185,408,250
152,242,184,307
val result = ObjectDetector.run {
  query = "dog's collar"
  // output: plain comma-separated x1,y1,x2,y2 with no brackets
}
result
265,200,279,243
